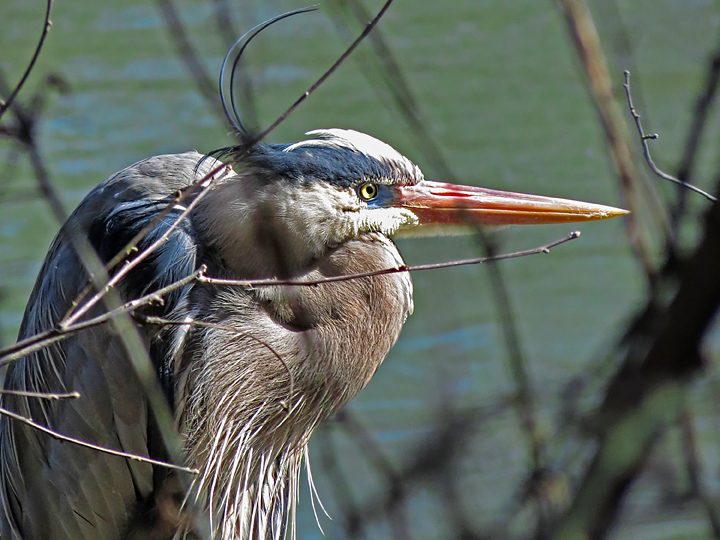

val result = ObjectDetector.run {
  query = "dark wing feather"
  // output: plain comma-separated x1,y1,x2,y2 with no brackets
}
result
0,152,218,539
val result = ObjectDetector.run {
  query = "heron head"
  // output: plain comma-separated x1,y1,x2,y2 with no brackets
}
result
249,127,626,238
197,128,626,277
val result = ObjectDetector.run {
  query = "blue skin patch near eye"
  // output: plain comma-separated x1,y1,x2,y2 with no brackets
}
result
359,184,394,208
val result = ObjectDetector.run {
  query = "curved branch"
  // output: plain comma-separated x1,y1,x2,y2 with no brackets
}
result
624,70,716,203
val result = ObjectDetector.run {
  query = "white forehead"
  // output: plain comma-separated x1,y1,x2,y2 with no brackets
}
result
284,128,424,182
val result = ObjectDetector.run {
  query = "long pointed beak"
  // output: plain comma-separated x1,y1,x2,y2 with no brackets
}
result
395,180,627,232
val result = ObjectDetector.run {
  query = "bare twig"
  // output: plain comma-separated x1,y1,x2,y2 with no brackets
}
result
199,231,581,288
623,70,716,202
472,229,547,534
0,406,198,474
0,33,195,523
327,0,454,180
0,0,53,120
61,163,230,323
551,156,720,540
0,390,80,400
1,232,579,371
673,31,720,225
316,427,366,538
0,268,205,367
679,406,720,539
60,169,223,327
334,411,410,540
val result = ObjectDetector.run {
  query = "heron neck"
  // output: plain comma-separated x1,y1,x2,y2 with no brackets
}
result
192,177,341,279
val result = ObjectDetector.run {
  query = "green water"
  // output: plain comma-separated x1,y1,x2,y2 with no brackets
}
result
2,0,719,538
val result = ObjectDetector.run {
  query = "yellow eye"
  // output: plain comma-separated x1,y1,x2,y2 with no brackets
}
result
358,183,378,201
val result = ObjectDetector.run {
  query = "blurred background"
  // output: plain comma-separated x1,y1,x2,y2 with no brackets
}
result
2,0,720,538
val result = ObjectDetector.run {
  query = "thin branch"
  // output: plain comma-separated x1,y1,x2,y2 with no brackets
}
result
679,406,720,539
0,390,80,400
672,31,720,227
60,169,222,327
334,410,411,540
155,0,226,124
61,163,229,323
558,0,661,283
623,70,716,202
317,426,366,538
0,46,194,516
472,229,546,533
252,0,395,145
0,0,53,120
328,0,454,180
1,232,579,370
0,406,198,474
0,268,206,367
550,151,720,540
199,231,581,288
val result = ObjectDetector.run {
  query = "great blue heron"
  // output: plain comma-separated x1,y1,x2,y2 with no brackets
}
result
0,12,626,540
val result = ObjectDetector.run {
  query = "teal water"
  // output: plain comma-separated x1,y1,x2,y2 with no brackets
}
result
2,0,719,538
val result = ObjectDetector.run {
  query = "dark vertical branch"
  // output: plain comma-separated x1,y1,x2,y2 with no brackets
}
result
473,230,548,538
0,71,67,222
672,31,720,231
253,0,396,144
336,411,411,540
551,188,720,538
0,0,53,120
679,406,720,539
0,26,210,538
155,0,227,125
317,424,367,539
623,71,716,203
557,0,663,286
